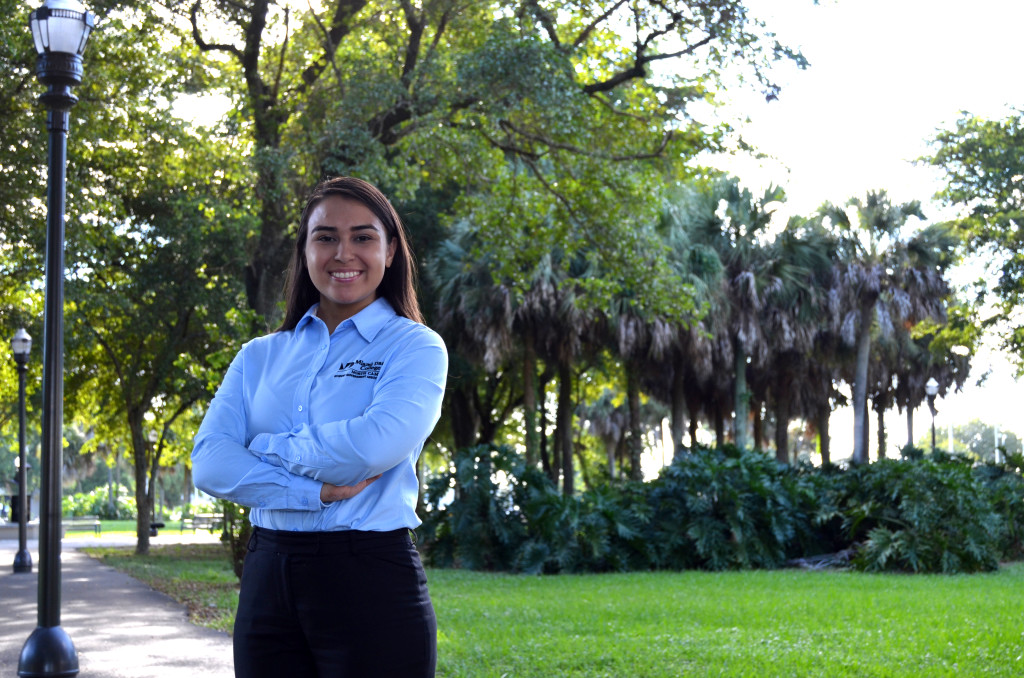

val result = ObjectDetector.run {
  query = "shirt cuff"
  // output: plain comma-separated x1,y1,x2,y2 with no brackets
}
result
249,432,273,454
287,474,323,511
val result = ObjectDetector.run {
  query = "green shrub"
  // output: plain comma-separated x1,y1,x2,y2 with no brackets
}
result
420,444,535,570
516,482,650,574
62,486,136,520
839,455,1002,573
218,499,250,580
418,444,1020,576
646,445,811,570
973,455,1024,561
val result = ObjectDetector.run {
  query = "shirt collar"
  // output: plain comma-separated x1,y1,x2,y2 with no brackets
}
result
297,298,396,342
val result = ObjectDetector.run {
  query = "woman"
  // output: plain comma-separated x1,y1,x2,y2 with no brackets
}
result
192,177,447,677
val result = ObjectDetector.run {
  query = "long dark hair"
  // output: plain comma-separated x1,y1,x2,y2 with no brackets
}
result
277,177,423,331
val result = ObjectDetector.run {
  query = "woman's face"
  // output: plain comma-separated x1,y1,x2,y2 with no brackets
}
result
304,195,396,330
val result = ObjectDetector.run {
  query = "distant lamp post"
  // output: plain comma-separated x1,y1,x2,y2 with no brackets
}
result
12,328,33,574
20,1,93,676
925,377,939,456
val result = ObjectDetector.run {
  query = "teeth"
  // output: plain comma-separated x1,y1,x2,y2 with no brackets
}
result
331,271,360,280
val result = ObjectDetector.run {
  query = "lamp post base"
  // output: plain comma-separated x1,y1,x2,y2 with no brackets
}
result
18,625,79,677
13,549,33,573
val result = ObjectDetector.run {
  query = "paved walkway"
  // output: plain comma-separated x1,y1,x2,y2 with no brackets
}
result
0,531,234,677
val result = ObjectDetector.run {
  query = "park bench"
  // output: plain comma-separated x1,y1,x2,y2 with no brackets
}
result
62,515,101,535
179,513,222,534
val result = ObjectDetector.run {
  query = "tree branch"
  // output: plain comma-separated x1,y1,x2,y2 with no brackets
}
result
499,119,673,161
520,154,578,222
189,1,242,58
299,0,369,89
271,7,290,103
306,0,344,82
583,33,714,94
572,0,629,52
525,0,561,49
399,0,424,83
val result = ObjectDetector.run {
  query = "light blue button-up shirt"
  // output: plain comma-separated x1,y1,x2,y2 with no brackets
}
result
191,298,448,532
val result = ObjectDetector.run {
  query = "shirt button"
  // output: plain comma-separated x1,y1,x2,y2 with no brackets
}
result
258,501,266,508
297,405,303,412
301,497,309,506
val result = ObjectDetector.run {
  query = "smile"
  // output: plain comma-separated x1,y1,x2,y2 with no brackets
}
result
330,271,361,281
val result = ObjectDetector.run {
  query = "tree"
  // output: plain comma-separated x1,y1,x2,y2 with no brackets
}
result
928,419,1023,463
925,110,1024,369
757,217,835,463
667,176,785,451
57,6,253,553
172,0,807,325
822,191,955,464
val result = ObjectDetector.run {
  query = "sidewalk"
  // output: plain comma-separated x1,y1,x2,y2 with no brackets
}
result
0,532,234,677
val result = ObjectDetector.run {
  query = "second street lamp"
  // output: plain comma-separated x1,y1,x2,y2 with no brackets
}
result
12,328,33,574
925,377,939,457
19,1,93,677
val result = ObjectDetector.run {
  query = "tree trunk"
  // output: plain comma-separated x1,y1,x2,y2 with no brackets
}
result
817,406,832,466
244,193,291,326
775,395,791,465
670,364,687,461
686,387,701,452
851,300,874,464
540,386,555,483
523,332,539,466
906,407,914,449
129,421,152,555
605,439,617,478
861,400,870,463
183,464,193,510
714,405,725,449
752,399,763,450
448,382,481,450
733,340,749,450
626,366,643,481
876,405,886,459
557,362,574,496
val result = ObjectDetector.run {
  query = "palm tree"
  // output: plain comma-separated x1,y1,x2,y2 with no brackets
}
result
651,184,725,456
426,219,518,451
681,176,786,451
757,217,836,463
822,191,953,464
516,250,593,495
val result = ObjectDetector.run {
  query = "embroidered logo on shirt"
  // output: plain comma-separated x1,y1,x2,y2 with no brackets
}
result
335,359,383,379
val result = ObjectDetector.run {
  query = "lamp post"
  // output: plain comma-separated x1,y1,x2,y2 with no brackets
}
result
12,328,33,574
925,377,939,457
20,1,93,676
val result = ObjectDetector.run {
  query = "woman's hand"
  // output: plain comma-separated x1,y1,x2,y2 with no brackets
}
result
319,474,382,503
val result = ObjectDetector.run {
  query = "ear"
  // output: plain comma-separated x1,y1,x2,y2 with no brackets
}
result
385,238,397,268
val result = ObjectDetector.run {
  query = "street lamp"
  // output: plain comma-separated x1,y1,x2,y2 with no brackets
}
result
925,377,939,457
20,1,93,676
12,328,33,575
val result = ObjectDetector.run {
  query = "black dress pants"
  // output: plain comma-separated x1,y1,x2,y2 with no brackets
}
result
233,527,437,678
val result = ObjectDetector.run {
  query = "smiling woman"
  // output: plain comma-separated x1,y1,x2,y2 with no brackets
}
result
191,176,448,677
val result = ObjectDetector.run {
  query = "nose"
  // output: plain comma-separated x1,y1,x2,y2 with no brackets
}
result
333,240,351,262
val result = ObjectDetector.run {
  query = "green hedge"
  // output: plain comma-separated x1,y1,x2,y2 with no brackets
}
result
62,486,136,520
418,444,1024,575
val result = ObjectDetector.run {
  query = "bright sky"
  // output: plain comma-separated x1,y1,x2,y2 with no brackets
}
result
703,0,1024,456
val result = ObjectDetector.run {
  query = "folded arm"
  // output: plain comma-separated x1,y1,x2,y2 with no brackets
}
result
247,340,447,486
192,353,325,511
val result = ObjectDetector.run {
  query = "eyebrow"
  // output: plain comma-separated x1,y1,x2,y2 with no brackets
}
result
310,223,381,234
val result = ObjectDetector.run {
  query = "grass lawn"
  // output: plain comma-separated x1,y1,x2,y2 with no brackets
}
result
83,544,1024,677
